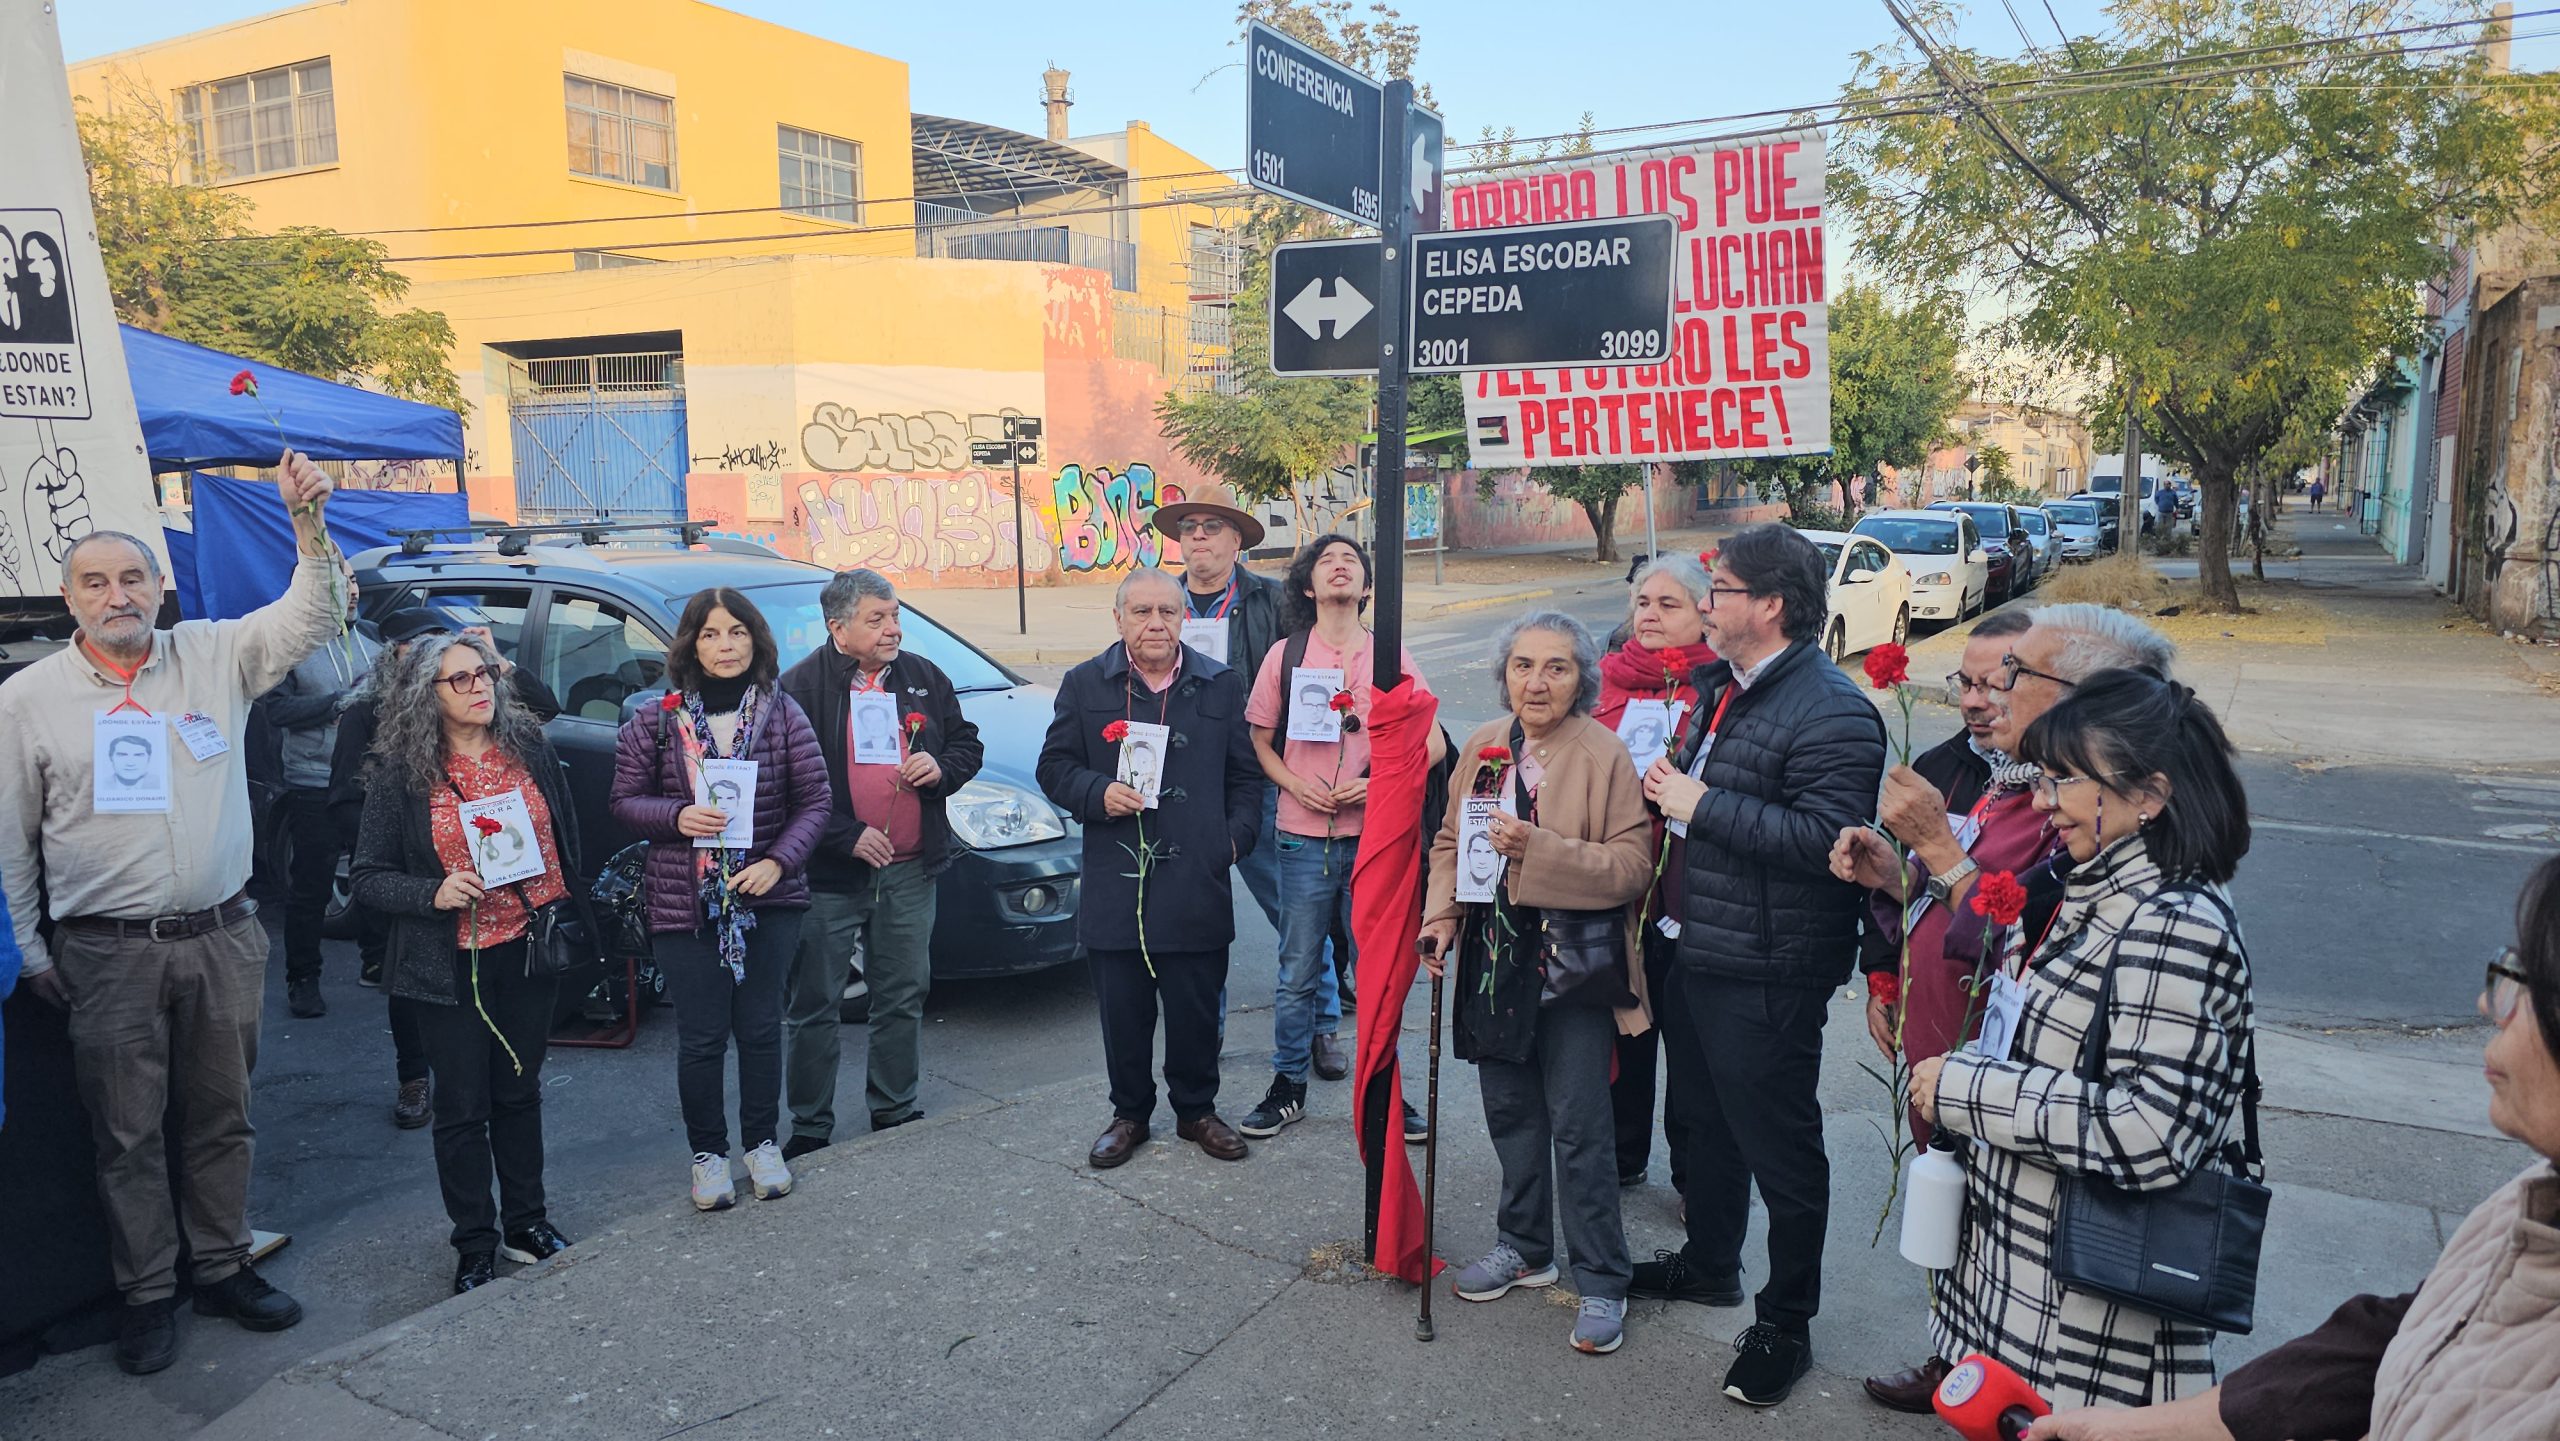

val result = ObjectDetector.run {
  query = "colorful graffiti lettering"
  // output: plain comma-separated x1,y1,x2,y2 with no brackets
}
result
1046,463,1185,573
801,404,1032,474
799,470,1059,580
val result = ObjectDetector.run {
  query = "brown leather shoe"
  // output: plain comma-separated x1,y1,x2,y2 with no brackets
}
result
1863,1356,1952,1414
1088,1117,1149,1170
1176,1114,1249,1161
1311,1033,1351,1081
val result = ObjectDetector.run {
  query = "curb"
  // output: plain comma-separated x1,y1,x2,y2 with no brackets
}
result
1413,585,1557,619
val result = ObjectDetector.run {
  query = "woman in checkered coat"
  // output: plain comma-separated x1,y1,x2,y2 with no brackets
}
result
1911,669,2256,1409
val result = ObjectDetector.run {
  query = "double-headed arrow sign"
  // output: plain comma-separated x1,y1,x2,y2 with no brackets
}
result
1269,214,1677,379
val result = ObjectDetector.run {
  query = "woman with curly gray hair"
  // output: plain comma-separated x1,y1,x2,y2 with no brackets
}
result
351,630,591,1297
1418,611,1655,1356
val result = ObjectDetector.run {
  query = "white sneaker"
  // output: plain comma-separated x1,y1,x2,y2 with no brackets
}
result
691,1152,736,1211
742,1140,793,1200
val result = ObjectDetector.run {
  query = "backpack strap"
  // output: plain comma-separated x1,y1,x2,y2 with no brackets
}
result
1281,626,1311,685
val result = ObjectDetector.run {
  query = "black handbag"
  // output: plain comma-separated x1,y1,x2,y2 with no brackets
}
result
2050,915,2270,1334
591,841,655,961
515,884,592,979
1536,907,1633,1009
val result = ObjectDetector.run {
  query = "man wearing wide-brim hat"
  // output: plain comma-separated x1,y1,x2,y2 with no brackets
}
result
1149,497,1290,971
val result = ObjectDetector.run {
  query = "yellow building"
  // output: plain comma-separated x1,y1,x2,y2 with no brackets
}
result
70,0,1248,585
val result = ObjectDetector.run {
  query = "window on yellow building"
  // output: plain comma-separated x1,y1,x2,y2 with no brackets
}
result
177,58,337,180
566,75,677,190
778,126,860,223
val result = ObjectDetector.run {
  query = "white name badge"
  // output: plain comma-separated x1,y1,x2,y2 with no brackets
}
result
848,689,903,766
1179,617,1229,664
93,711,172,814
173,711,230,762
1974,971,2030,1063
694,758,760,850
1454,795,1505,903
456,788,548,888
1286,665,1346,742
1615,699,1673,774
1116,720,1170,810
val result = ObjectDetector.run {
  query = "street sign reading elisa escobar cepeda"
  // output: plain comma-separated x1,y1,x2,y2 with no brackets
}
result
1407,214,1675,374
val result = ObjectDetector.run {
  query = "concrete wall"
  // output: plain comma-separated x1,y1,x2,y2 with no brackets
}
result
2460,274,2560,636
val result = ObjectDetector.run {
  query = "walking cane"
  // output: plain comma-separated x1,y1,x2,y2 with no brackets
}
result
1416,929,1448,1342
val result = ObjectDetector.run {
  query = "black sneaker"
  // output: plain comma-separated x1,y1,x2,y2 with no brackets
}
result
1401,1100,1428,1144
780,1134,828,1163
115,1298,177,1375
1627,1248,1744,1306
1236,1076,1306,1138
358,954,383,988
1723,1323,1812,1407
453,1251,496,1294
287,977,326,1018
499,1221,572,1265
192,1262,303,1332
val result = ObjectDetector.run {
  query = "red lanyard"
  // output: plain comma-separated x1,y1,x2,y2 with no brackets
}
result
1190,577,1240,620
80,636,153,716
1705,685,1736,739
850,664,889,693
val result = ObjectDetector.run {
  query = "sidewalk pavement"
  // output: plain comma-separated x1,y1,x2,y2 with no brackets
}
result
912,525,1743,668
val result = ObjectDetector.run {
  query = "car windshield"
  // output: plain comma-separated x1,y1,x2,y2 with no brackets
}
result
1813,540,1842,569
740,582,1016,692
1852,518,1959,556
2017,510,2048,532
1941,505,2011,531
2048,503,2096,522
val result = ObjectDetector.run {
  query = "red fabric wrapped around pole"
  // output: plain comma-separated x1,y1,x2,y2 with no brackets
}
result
1349,675,1439,1284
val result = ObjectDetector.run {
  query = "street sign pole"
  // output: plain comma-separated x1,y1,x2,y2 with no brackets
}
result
1013,451,1028,634
1371,79,1412,693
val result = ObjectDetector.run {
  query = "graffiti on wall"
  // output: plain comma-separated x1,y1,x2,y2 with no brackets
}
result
803,403,1030,474
1046,462,1185,573
800,469,1057,579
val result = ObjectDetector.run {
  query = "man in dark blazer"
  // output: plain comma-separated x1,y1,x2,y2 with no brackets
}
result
1037,567,1261,1169
778,568,983,1157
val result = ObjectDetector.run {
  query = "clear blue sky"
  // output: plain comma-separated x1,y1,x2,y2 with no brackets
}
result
61,0,2554,174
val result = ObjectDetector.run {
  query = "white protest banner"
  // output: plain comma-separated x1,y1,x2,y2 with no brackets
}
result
1453,133,1830,468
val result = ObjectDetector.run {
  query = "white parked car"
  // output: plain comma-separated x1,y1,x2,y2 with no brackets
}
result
2042,499,2104,561
1800,529,1915,661
1850,510,1988,626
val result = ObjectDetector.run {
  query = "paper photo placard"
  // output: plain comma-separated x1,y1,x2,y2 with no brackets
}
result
1615,699,1673,774
93,711,170,814
848,690,902,766
694,758,759,850
1179,617,1229,664
1115,721,1170,811
1455,795,1506,903
1285,666,1345,743
456,789,547,888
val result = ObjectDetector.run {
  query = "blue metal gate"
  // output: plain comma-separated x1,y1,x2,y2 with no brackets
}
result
506,352,687,522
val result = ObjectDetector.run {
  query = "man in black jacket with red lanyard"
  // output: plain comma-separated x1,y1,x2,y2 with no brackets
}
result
1037,567,1262,1169
1638,524,1887,1409
778,568,983,1158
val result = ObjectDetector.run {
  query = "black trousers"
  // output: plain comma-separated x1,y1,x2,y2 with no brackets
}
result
1610,929,1688,1188
659,911,804,1159
1661,970,1831,1335
279,788,338,985
362,908,429,1084
411,938,555,1256
1090,947,1228,1125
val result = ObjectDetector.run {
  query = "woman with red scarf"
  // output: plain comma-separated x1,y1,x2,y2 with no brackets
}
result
1595,553,1718,1201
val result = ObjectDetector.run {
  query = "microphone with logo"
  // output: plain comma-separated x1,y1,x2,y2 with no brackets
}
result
1932,1354,2051,1441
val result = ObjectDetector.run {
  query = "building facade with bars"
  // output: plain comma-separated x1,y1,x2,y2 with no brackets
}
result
70,0,1248,587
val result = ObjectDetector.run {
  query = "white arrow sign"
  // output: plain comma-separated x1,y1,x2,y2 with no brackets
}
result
1282,276,1374,340
1411,133,1436,217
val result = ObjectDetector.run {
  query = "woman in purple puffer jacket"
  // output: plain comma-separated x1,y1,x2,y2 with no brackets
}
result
610,588,831,1213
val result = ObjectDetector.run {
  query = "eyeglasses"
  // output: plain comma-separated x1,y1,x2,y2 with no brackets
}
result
1945,669,2002,697
436,665,497,695
1702,585,1757,609
1996,652,2078,692
1175,518,1229,538
2484,948,2529,1027
2026,770,2127,804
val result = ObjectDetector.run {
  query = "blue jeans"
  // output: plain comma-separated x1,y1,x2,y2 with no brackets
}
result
1270,831,1356,1082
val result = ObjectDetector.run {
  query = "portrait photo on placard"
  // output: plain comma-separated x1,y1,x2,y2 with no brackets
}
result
1454,795,1505,903
1285,665,1344,743
92,712,172,813
1115,719,1170,810
849,690,902,766
1615,698,1672,773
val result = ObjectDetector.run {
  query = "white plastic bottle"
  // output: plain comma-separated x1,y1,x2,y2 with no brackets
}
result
1899,1135,1967,1270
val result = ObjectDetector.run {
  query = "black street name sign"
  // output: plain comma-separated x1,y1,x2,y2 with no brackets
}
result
969,440,1013,466
1268,236,1384,378
1407,214,1676,374
1245,21,1384,227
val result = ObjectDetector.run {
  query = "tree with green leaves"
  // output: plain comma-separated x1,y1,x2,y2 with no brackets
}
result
1738,281,1964,522
79,93,463,413
1837,0,2552,610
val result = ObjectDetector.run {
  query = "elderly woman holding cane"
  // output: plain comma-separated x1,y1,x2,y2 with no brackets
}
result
351,631,593,1295
1419,612,1655,1355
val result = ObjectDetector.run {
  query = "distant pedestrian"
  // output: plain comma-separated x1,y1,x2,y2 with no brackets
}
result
2307,477,2327,513
778,568,983,1158
256,586,379,1018
609,589,831,1212
1037,568,1262,1170
0,452,341,1377
350,631,591,1295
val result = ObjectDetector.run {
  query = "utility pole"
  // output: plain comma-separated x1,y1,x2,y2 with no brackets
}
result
1370,79,1414,691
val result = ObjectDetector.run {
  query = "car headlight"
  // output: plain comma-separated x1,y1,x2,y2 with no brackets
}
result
1914,571,1952,586
946,778,1067,849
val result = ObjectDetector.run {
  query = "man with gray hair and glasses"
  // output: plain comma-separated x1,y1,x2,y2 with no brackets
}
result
0,454,344,1377
778,567,983,1158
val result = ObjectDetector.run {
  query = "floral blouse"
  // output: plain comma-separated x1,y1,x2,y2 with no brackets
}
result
429,747,567,948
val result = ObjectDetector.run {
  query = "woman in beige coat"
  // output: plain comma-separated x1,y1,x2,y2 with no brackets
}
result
1419,611,1654,1356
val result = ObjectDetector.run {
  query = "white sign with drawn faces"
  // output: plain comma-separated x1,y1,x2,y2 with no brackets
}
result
1116,721,1170,811
1454,796,1506,903
92,710,169,813
455,789,547,888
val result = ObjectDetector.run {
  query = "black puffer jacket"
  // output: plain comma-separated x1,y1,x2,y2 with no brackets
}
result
1671,640,1887,990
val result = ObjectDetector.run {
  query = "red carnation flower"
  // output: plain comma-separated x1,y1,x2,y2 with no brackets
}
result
1869,971,1902,1008
903,711,927,730
1698,549,1718,569
1863,642,1911,691
1102,720,1130,744
470,815,504,838
229,369,256,397
1970,869,2029,927
659,692,683,711
1328,691,1356,713
1478,745,1511,763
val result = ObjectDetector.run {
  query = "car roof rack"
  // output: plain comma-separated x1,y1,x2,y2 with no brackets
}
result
387,520,723,557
